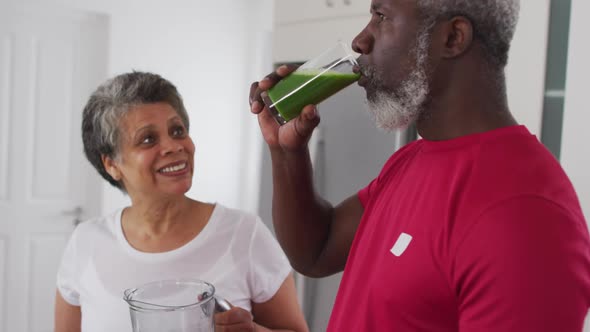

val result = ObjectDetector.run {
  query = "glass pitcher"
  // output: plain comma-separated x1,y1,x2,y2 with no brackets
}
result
123,279,230,332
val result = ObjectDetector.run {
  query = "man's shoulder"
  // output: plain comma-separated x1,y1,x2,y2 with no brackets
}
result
470,131,571,198
458,131,582,226
379,139,423,173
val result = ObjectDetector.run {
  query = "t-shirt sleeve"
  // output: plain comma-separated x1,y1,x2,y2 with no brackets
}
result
358,141,419,207
358,177,378,208
453,195,590,332
56,227,81,306
247,217,292,304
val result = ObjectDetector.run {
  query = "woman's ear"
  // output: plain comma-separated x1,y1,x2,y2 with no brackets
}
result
101,154,121,181
439,16,474,59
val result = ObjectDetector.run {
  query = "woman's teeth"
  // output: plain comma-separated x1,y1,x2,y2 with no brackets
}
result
160,163,186,173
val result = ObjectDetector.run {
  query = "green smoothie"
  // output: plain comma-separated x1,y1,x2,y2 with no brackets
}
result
265,69,360,123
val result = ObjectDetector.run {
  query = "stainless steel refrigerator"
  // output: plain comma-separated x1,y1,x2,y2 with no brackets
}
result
257,83,415,331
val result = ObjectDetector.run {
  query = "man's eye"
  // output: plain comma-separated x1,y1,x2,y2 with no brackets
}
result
373,12,386,23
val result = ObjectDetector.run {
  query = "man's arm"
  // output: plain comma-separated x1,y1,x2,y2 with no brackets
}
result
269,146,364,277
250,65,365,278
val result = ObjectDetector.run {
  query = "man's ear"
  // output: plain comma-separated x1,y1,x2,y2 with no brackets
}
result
439,16,474,59
101,154,121,181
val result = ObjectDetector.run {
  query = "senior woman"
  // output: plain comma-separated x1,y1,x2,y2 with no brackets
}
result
54,71,309,332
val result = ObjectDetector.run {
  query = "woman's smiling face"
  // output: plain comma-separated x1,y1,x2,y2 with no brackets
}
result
105,102,195,198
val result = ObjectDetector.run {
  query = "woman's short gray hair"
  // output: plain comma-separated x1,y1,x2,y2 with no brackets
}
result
417,0,520,67
81,71,189,190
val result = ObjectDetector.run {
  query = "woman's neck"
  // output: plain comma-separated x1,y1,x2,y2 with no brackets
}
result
124,195,193,236
120,195,214,253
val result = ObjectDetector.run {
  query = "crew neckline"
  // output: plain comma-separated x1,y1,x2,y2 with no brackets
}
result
114,203,223,262
419,125,531,153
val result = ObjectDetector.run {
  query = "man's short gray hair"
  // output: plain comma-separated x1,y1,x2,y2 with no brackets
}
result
81,71,189,191
417,0,520,67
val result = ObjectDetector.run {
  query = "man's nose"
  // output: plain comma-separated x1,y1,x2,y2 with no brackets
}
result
352,26,373,54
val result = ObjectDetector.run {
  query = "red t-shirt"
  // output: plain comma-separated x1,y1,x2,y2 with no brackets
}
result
328,125,590,331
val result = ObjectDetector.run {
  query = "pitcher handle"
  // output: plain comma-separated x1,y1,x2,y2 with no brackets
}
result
214,296,231,312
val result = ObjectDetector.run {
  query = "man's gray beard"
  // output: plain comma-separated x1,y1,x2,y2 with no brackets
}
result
364,30,431,132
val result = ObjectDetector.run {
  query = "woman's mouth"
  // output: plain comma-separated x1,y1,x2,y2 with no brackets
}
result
158,162,188,174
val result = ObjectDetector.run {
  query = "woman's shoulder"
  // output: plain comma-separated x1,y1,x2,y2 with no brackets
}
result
70,208,123,243
212,204,260,224
209,204,269,236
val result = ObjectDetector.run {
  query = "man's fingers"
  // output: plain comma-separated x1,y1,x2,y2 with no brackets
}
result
250,64,299,114
249,81,263,114
292,105,320,139
249,81,259,105
258,64,298,89
276,64,298,77
258,107,279,129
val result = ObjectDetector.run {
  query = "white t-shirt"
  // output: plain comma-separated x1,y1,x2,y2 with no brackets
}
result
57,204,291,332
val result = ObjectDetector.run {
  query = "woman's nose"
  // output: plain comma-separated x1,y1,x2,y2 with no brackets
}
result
161,137,184,155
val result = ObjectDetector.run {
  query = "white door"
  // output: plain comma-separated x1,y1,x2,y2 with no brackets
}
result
0,4,107,331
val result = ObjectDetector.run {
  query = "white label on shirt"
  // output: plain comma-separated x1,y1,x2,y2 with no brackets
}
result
390,232,413,257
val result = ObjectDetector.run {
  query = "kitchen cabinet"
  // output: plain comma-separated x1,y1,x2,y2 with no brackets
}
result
273,0,370,63
273,16,368,63
275,0,368,25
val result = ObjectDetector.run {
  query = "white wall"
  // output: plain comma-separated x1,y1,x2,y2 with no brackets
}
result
6,0,273,215
505,0,550,137
561,0,590,221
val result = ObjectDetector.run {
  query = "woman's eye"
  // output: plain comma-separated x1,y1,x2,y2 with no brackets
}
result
172,126,186,137
141,136,155,145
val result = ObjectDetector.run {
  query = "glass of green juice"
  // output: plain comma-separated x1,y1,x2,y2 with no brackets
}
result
261,42,360,125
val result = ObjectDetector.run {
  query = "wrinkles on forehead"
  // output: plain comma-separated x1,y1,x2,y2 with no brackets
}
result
370,0,388,12
371,0,420,19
